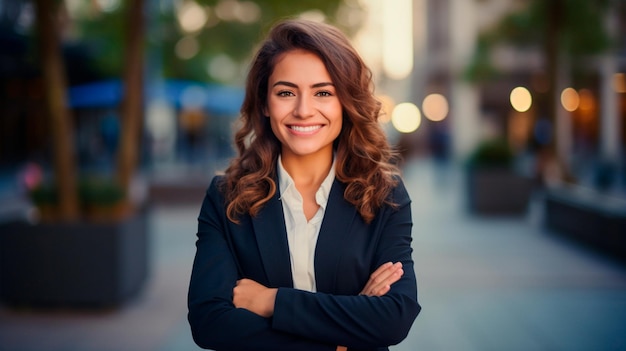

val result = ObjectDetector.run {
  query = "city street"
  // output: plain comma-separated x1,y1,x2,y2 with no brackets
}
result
1,158,625,351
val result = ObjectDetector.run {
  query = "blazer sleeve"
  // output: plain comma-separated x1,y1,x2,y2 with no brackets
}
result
187,177,336,351
271,179,421,350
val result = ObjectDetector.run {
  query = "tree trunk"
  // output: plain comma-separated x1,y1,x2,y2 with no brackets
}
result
541,0,569,182
116,0,145,201
34,0,79,221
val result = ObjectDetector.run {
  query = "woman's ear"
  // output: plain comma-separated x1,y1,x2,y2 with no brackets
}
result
263,106,269,117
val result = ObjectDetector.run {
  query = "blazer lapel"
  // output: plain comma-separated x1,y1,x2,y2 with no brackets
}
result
314,180,357,293
251,191,294,288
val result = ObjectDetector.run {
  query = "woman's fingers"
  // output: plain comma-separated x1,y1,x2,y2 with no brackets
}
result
369,261,393,280
360,262,403,296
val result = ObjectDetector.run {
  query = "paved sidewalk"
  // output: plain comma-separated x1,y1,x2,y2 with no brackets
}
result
398,160,626,351
1,159,625,351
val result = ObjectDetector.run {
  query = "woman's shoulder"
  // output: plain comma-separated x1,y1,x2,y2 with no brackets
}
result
389,175,411,205
209,174,225,186
205,175,227,200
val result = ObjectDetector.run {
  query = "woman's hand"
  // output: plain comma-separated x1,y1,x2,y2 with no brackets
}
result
336,264,402,351
234,263,401,350
233,278,277,317
360,262,403,296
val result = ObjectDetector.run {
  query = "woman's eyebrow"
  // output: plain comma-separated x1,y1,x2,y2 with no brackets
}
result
272,81,334,88
312,82,334,88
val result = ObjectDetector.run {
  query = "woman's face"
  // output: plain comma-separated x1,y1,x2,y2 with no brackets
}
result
265,49,343,161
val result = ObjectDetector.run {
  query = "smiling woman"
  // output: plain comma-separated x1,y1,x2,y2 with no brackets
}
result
187,19,420,351
265,49,343,162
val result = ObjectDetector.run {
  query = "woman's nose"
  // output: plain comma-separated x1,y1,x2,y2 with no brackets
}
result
294,96,315,118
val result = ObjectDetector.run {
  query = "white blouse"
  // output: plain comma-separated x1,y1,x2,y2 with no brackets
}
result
277,156,335,292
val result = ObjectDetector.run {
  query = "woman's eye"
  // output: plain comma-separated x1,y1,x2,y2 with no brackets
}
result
277,91,294,97
316,91,333,97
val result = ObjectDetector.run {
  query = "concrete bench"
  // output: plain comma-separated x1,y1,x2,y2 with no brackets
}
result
545,185,626,260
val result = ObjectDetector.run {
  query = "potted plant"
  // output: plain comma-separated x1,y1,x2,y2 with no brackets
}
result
0,175,148,308
465,137,534,215
0,0,148,308
28,177,129,221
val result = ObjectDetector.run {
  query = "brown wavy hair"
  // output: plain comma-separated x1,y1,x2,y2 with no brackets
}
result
221,19,399,224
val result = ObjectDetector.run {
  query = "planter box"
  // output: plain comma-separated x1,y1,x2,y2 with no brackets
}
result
545,186,626,260
466,167,533,215
0,211,149,308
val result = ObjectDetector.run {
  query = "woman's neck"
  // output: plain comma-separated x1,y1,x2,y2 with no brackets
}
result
280,151,333,188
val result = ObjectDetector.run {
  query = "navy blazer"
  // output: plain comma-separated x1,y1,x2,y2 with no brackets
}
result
188,175,420,351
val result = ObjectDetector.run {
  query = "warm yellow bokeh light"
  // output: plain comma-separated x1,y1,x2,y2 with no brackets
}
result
561,87,580,112
510,87,532,112
422,93,449,122
391,103,421,133
382,0,413,80
178,1,208,33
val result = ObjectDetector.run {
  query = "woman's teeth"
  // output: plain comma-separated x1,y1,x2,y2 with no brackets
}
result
290,125,321,132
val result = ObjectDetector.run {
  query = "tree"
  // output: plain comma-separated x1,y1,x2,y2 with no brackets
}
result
34,0,79,221
117,0,145,199
76,0,361,83
33,0,362,217
32,0,146,218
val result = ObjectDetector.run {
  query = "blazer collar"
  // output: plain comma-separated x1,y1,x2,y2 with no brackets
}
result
251,178,357,292
251,185,294,288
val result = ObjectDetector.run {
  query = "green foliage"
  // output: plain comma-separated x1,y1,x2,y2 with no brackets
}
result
78,177,125,207
72,6,128,78
496,0,613,54
463,36,500,82
560,0,613,55
30,177,124,208
30,183,58,207
467,138,514,168
68,0,356,83
464,0,613,83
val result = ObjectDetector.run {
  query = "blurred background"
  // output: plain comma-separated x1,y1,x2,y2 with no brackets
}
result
0,0,625,350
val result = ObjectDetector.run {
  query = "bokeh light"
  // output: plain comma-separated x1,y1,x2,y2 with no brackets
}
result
560,87,580,112
382,0,413,80
207,54,238,82
510,86,532,112
422,93,449,122
215,0,238,21
236,1,261,23
178,1,208,33
298,10,327,23
95,0,121,13
175,36,199,60
391,102,421,133
214,0,261,23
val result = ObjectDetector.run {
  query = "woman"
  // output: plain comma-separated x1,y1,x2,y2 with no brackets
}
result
188,19,420,351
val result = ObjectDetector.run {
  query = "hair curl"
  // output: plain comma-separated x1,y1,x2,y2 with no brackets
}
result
221,19,399,224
